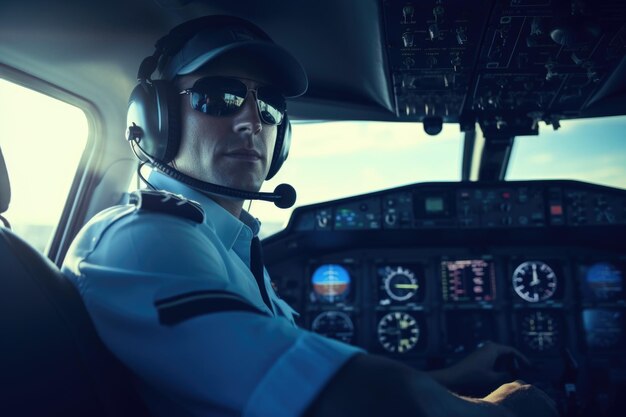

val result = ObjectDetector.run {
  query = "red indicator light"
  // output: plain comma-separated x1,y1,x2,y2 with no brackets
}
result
550,205,563,215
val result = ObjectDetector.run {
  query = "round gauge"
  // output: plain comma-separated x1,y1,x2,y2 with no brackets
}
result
311,311,354,344
383,266,419,302
512,261,558,303
519,310,560,352
311,264,351,303
377,312,420,354
584,262,623,302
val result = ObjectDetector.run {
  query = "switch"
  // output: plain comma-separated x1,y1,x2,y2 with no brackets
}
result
429,24,440,41
433,5,444,21
545,60,557,81
456,26,467,45
451,53,462,71
402,4,415,24
402,30,415,48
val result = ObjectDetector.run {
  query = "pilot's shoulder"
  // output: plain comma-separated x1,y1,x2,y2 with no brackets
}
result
66,190,204,258
128,189,204,224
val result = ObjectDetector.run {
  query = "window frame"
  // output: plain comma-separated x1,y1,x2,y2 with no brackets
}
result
0,64,101,265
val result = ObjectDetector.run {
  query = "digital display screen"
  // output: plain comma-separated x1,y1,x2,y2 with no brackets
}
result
580,262,625,303
582,309,625,350
445,311,496,354
441,259,496,302
425,197,444,213
310,264,352,304
413,191,453,219
334,208,358,228
377,264,424,306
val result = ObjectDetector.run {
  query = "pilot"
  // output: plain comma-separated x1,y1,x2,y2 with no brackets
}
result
62,15,558,417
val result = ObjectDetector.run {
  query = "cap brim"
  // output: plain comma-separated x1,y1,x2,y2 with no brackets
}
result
176,41,308,98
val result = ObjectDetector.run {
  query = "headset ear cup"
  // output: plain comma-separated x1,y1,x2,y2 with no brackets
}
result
162,81,181,163
266,114,291,180
126,80,179,163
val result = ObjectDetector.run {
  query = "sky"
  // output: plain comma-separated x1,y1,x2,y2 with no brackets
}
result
0,79,87,228
507,117,626,189
1,78,625,243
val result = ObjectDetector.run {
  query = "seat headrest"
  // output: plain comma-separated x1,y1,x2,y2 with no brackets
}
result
0,148,10,214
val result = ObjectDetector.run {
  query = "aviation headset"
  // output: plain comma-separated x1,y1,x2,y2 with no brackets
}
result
126,16,292,181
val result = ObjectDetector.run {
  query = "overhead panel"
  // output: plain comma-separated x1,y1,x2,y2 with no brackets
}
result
382,0,626,136
383,0,490,124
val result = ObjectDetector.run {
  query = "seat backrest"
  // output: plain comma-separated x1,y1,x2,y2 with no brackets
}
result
0,148,150,416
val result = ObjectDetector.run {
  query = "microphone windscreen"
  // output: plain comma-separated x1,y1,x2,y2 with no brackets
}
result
273,183,297,209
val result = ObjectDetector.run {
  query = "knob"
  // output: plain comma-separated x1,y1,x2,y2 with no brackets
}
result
385,213,398,226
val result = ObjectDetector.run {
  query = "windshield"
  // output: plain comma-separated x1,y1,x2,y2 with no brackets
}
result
256,121,463,238
507,116,626,189
255,116,626,238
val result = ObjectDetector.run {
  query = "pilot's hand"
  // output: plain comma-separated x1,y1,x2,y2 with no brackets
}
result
430,341,530,393
482,380,558,417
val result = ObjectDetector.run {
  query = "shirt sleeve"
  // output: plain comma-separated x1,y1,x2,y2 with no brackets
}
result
62,211,363,417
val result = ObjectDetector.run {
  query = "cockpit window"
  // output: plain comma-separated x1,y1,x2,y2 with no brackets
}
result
257,121,462,237
0,79,88,253
507,116,626,190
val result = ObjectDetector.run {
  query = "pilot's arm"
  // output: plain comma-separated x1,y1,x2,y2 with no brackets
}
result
63,206,362,417
306,353,557,417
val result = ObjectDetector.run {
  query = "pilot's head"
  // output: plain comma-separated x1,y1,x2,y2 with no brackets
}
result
127,16,307,204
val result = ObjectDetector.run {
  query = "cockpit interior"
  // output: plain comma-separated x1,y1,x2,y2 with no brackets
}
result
1,0,625,416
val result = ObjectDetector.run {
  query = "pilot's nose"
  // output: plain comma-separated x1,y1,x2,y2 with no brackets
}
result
233,92,262,136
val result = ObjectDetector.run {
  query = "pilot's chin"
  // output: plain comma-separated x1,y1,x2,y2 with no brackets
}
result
222,177,263,193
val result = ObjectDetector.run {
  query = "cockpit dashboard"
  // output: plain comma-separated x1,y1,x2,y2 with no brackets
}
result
264,179,626,415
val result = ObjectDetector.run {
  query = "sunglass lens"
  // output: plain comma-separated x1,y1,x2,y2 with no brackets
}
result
190,78,247,116
258,87,285,125
188,77,285,125
257,99,283,125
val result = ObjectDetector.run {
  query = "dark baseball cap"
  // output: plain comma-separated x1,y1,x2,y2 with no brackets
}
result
157,16,308,98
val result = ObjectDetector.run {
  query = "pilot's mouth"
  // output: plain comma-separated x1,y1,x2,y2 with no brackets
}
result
224,150,262,162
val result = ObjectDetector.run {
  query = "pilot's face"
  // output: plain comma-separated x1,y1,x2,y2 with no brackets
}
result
172,68,278,193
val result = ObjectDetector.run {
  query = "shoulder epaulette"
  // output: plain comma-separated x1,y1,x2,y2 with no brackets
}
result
129,190,204,224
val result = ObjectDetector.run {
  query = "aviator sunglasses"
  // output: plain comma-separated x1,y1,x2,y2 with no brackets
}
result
179,76,286,125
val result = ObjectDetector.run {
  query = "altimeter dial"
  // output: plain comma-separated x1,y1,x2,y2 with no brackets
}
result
377,312,420,354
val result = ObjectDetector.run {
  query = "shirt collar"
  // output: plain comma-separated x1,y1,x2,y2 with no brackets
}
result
147,170,261,249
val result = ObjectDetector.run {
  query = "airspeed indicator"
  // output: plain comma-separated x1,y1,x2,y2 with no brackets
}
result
383,266,419,302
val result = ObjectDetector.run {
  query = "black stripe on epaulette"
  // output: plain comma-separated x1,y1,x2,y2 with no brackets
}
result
129,190,204,223
155,290,269,326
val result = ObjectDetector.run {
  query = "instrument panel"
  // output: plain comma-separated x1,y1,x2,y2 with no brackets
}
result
280,253,626,357
264,180,626,415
